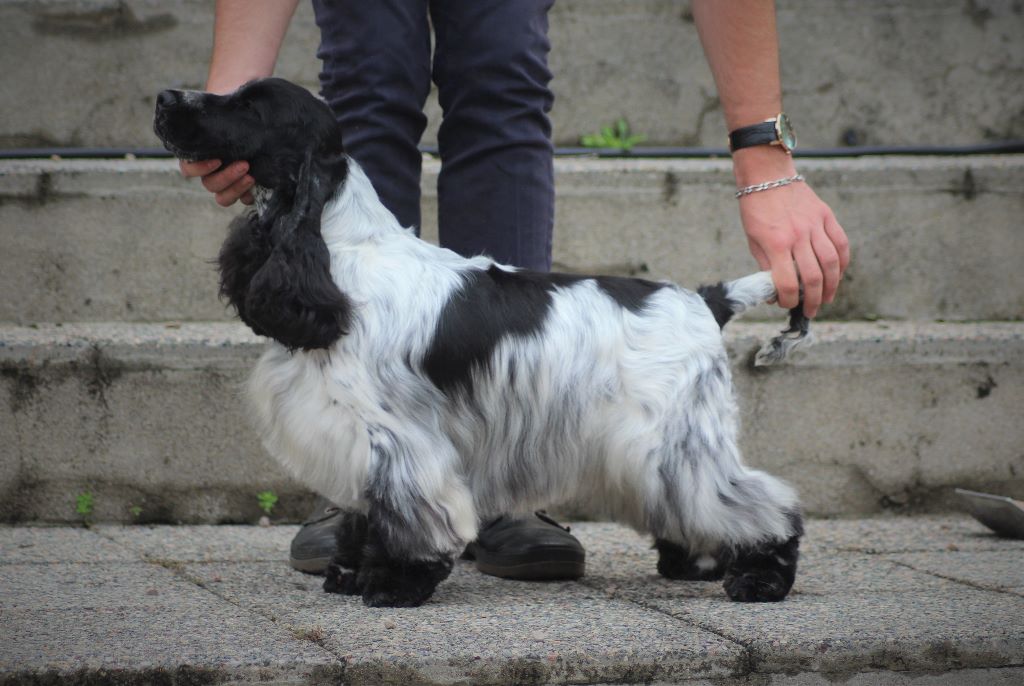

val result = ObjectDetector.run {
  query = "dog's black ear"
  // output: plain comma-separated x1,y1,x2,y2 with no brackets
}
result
243,147,353,350
217,211,273,337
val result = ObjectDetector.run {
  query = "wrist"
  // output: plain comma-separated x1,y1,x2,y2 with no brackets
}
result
205,69,264,94
730,145,797,187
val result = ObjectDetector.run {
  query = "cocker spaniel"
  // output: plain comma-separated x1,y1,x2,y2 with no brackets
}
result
154,78,809,607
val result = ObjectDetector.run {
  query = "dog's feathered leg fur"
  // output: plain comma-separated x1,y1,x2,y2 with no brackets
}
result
670,271,805,600
349,423,475,607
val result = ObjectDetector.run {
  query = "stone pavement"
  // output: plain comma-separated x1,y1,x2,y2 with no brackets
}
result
1,516,1022,685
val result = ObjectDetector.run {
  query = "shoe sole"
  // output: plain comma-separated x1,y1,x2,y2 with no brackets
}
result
475,557,585,581
289,555,332,575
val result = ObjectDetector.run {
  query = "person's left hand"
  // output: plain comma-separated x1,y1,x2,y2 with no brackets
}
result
732,148,850,318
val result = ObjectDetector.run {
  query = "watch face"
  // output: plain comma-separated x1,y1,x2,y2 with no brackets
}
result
776,114,797,152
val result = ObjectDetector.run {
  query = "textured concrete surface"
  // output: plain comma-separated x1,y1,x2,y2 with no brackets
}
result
2,516,1023,685
1,321,1022,523
1,1,1022,149
2,155,1022,324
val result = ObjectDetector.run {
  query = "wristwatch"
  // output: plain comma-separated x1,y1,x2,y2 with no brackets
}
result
728,113,797,154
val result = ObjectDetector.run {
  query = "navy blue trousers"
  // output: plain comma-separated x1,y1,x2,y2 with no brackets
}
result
312,0,555,271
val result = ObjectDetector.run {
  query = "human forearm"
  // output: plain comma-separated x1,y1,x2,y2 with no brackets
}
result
691,0,795,185
691,0,850,318
206,0,300,93
180,0,300,206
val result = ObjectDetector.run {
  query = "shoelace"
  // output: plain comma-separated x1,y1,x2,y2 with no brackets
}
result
535,510,571,533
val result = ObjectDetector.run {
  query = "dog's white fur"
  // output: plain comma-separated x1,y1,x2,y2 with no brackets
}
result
248,160,800,561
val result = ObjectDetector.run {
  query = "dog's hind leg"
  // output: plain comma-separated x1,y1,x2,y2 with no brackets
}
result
649,359,803,601
322,510,368,596
655,466,802,601
355,423,476,607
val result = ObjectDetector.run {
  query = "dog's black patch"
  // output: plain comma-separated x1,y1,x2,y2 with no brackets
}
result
423,266,665,395
595,275,666,312
697,281,737,329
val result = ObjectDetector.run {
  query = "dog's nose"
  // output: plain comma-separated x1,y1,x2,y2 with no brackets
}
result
156,90,179,110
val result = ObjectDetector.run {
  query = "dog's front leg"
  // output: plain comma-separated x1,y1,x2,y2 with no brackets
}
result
323,510,369,596
354,423,476,607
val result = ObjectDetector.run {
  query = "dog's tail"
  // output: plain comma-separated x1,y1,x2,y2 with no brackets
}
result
697,271,811,366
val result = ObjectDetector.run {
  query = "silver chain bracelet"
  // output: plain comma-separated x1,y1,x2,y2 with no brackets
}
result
734,174,805,199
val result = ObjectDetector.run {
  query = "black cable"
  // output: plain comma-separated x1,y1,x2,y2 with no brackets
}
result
1,141,1022,160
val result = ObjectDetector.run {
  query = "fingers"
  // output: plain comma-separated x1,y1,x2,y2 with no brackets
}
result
768,248,801,311
178,159,255,208
793,240,823,318
824,210,850,276
810,225,842,305
213,173,256,207
179,158,220,178
747,238,771,271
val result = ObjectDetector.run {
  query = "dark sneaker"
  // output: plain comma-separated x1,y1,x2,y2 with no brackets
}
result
464,511,585,580
289,498,342,574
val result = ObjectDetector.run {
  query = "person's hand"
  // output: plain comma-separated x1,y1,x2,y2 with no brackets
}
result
732,149,850,318
179,158,256,207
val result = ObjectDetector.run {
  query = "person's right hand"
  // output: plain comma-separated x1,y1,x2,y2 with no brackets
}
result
179,159,256,207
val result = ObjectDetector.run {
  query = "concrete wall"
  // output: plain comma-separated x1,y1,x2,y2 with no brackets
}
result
2,156,1022,324
1,0,1021,149
2,321,1022,522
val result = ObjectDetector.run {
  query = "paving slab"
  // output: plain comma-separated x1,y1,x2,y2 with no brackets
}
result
3,517,1024,684
0,563,338,681
0,524,137,564
94,523,302,563
182,560,746,685
570,521,1024,677
886,550,1024,595
571,522,954,598
801,515,1024,554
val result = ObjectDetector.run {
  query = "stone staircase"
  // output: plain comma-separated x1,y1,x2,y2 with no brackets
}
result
1,0,1022,524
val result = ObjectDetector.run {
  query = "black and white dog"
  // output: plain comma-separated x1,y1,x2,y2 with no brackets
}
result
154,78,808,608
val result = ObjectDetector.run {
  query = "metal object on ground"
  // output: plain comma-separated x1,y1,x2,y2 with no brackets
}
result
955,488,1024,539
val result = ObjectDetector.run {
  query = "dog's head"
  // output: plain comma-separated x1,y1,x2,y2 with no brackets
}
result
154,78,353,351
154,78,344,192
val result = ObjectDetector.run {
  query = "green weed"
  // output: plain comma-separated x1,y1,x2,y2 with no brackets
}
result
581,119,648,152
257,490,279,516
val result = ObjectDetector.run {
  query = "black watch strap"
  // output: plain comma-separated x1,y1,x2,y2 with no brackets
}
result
728,121,778,152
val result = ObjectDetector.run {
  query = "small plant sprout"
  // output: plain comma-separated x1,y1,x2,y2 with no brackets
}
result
129,505,143,518
75,491,95,518
257,490,279,516
580,118,648,152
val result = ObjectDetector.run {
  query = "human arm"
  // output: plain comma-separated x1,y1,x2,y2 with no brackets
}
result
691,0,849,317
179,0,301,206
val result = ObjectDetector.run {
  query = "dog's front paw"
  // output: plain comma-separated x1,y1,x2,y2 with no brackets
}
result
356,555,454,608
723,569,790,602
323,563,361,595
358,566,436,608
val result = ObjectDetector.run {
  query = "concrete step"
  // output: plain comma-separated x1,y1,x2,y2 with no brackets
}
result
2,0,1022,149
2,155,1022,324
3,518,1023,684
1,321,1021,524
